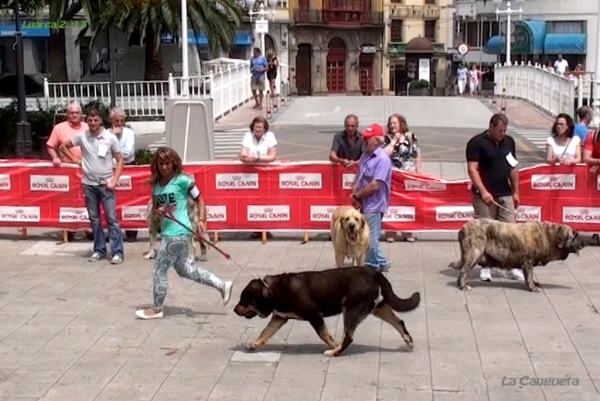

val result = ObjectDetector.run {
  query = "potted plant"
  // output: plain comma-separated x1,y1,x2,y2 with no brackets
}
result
408,79,431,96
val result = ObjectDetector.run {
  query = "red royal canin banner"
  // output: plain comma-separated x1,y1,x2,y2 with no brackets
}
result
0,160,599,232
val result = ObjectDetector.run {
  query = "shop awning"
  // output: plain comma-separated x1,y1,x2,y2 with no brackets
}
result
544,33,587,54
484,20,546,55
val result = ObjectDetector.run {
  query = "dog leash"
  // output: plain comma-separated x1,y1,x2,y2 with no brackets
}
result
157,205,270,287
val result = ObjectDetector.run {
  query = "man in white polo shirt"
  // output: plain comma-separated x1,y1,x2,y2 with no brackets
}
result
239,116,277,163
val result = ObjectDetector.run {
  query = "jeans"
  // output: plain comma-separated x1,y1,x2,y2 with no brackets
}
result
364,212,389,269
153,236,224,310
83,184,124,257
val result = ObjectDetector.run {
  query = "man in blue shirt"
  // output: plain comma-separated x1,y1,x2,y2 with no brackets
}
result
574,106,594,143
250,47,268,110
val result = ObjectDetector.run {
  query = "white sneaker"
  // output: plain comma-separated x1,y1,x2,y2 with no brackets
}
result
221,281,233,306
479,267,492,282
510,268,525,282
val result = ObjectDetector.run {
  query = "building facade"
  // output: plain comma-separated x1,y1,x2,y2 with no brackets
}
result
289,0,385,96
384,0,453,96
455,0,598,72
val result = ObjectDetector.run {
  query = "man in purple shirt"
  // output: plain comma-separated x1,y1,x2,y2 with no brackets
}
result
351,123,392,271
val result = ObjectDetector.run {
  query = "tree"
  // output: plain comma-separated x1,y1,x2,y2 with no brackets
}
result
47,0,102,82
95,0,242,80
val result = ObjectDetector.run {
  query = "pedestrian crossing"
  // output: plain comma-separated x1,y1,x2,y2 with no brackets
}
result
512,129,550,151
147,127,248,160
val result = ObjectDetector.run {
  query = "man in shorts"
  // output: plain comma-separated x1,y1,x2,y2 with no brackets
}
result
466,113,525,283
250,47,268,110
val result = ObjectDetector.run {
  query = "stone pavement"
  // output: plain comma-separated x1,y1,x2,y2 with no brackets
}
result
1,229,600,401
489,98,555,130
273,97,495,129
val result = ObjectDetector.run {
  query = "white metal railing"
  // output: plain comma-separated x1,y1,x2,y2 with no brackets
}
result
494,61,595,117
36,59,252,120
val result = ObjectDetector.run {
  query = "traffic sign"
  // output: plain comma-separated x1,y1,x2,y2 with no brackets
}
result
457,42,470,56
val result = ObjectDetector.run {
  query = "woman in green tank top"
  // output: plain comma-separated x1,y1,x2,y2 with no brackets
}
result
135,147,233,320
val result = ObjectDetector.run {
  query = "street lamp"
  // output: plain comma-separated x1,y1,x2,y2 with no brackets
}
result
591,1,600,129
181,0,190,97
493,0,524,66
244,0,277,55
11,1,32,157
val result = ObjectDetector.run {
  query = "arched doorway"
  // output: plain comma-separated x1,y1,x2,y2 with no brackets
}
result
359,44,376,95
265,34,276,55
296,44,312,96
326,37,346,93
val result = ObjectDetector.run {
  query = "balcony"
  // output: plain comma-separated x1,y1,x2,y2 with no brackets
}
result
293,9,384,28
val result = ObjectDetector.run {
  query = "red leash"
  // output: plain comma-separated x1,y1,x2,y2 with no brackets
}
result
158,205,232,259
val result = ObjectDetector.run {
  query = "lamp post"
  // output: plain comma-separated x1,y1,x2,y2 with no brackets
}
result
181,0,190,97
493,0,524,66
244,0,277,55
591,1,600,129
13,0,32,157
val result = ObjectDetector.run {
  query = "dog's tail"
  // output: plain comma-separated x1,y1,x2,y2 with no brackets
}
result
378,275,420,312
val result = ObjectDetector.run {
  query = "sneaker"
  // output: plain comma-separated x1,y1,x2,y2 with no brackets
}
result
110,255,123,265
510,268,525,282
135,308,164,320
88,252,104,262
221,281,233,306
480,267,492,282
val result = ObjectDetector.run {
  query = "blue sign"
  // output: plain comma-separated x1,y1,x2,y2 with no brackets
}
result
162,31,253,46
0,22,50,38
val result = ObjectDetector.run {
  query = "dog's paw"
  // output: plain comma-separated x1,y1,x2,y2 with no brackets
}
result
459,285,472,291
323,349,336,357
528,286,541,292
143,252,155,260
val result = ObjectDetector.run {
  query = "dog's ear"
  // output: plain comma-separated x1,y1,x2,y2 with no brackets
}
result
360,215,366,230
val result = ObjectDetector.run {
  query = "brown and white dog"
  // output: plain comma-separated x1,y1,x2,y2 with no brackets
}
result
449,218,584,292
143,197,208,261
330,205,370,267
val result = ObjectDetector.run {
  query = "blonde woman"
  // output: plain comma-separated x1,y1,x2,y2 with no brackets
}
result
382,114,422,243
266,49,278,97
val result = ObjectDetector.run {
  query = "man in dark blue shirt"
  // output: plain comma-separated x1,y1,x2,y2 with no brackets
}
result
250,47,268,110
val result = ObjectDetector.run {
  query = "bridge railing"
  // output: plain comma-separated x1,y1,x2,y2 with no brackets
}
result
38,60,253,120
494,62,595,118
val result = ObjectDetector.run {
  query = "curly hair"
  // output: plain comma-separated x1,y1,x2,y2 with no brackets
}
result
387,114,408,135
148,147,184,186
551,113,575,138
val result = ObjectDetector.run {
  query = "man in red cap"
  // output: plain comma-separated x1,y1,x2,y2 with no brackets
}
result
350,123,392,272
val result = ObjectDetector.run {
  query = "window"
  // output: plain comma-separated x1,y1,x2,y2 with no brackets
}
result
424,0,436,4
424,19,436,43
481,20,499,43
390,0,402,3
547,20,585,34
459,20,479,47
390,19,403,42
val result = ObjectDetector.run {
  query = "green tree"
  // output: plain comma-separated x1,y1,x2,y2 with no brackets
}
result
47,0,102,82
94,0,242,80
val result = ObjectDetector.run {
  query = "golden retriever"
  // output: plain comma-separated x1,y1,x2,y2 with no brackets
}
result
330,205,370,267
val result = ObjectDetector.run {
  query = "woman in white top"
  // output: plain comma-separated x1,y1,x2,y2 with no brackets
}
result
240,116,277,163
545,113,581,165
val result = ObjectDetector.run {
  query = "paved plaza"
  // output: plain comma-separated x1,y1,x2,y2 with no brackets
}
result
1,226,600,401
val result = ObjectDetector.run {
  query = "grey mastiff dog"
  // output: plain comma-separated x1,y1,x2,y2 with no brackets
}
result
449,218,585,292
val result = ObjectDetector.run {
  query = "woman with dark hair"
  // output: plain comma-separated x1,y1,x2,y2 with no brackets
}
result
545,113,581,165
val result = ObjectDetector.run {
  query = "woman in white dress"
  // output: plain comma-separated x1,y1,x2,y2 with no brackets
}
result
545,113,582,165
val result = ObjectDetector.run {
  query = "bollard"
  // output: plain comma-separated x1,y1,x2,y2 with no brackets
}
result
266,91,272,119
492,83,497,108
280,81,286,105
501,88,507,114
273,92,278,114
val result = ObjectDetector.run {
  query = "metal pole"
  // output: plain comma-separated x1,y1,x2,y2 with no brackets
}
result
181,0,189,97
14,1,31,157
505,2,511,66
592,1,600,128
108,26,117,107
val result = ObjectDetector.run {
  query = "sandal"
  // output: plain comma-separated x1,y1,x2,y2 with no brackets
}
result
135,308,164,320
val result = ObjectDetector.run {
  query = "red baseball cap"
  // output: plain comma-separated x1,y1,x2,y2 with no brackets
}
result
362,123,384,140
